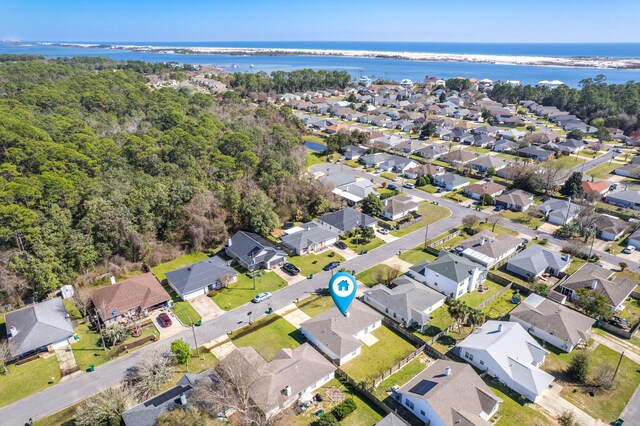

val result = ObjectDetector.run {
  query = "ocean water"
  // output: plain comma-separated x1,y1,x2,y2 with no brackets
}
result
2,41,640,87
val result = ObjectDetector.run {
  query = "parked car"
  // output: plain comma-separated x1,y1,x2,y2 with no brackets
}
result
392,176,401,182
403,183,415,189
388,184,398,190
158,312,172,328
252,292,272,303
283,262,301,275
377,228,389,235
623,245,636,254
614,148,623,153
374,168,382,174
323,261,341,271
334,241,348,250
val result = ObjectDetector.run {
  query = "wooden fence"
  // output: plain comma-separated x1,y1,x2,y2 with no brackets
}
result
598,319,640,340
335,369,393,416
372,346,425,387
428,229,462,248
475,283,513,310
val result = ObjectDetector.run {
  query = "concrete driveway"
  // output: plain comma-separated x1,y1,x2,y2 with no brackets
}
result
205,335,237,360
190,295,224,322
273,267,305,285
537,382,606,426
275,304,311,328
333,245,358,261
155,312,189,338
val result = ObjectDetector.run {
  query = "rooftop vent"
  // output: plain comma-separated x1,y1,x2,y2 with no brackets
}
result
497,323,503,332
444,366,451,376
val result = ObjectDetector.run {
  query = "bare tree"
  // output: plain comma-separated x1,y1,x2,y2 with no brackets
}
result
74,386,135,426
0,340,13,374
218,273,235,289
462,214,480,230
384,264,403,286
487,216,501,232
125,351,174,399
73,286,92,319
540,162,565,196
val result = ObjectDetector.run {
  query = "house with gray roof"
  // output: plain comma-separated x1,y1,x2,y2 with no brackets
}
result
415,144,448,160
225,231,287,271
394,359,501,426
456,321,554,402
593,214,629,241
517,145,555,161
166,256,237,300
495,189,534,212
5,297,75,358
556,138,586,154
382,195,419,221
317,208,376,234
409,252,486,299
493,139,517,153
506,245,571,280
404,163,445,180
440,149,478,165
379,155,420,173
509,294,593,353
468,156,511,174
341,144,367,160
606,190,640,210
555,263,636,312
433,173,471,191
458,231,523,268
538,198,581,225
300,299,382,365
376,413,408,426
628,227,640,249
364,276,446,332
280,222,339,256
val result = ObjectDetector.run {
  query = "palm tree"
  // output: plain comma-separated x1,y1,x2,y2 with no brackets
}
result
467,309,486,331
448,299,470,333
105,322,128,347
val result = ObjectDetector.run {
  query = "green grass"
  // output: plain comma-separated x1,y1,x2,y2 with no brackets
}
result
343,159,361,168
296,294,335,317
151,252,210,281
305,149,328,168
459,279,504,308
465,146,492,154
484,377,553,426
476,222,519,236
287,250,346,276
342,325,417,383
560,345,640,422
549,155,584,170
376,186,397,198
585,161,620,179
34,403,76,426
211,270,287,311
303,135,327,144
443,191,467,203
481,289,520,320
230,315,302,361
398,246,437,264
341,236,385,252
618,297,640,322
391,202,451,237
356,264,395,287
565,257,587,275
431,325,475,354
417,184,440,193
0,356,62,408
183,347,217,374
498,209,544,230
380,172,400,180
63,298,82,320
172,300,201,325
373,356,428,399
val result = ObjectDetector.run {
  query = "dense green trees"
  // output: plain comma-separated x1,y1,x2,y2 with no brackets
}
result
229,69,351,95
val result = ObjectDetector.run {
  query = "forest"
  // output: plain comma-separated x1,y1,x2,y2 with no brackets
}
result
0,57,334,304
489,75,640,135
228,69,352,95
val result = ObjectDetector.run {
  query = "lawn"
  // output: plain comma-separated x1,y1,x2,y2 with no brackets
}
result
498,209,543,230
380,172,400,180
459,279,504,308
343,159,361,168
430,325,475,354
417,184,440,194
296,294,335,317
480,289,520,320
356,264,396,287
476,222,519,236
341,236,385,252
412,304,457,341
172,299,201,325
376,186,397,198
565,257,587,275
0,355,62,408
560,345,640,423
305,149,329,168
549,155,584,170
211,269,287,311
618,297,640,322
391,202,451,238
483,377,553,426
373,355,428,399
342,325,417,383
151,252,210,281
230,315,302,361
287,250,346,276
398,245,437,264
303,135,327,144
585,161,620,179
442,191,466,203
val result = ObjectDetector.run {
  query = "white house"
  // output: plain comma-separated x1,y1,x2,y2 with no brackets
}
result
457,231,523,268
408,252,487,299
381,195,419,221
280,222,340,255
456,321,555,402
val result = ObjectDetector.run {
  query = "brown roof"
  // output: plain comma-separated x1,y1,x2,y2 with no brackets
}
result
581,180,609,195
90,273,171,321
463,181,507,196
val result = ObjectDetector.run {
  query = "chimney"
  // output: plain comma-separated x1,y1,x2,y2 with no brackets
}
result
110,275,116,285
8,326,17,338
283,385,292,396
590,280,598,290
497,323,503,332
179,394,187,405
444,366,451,376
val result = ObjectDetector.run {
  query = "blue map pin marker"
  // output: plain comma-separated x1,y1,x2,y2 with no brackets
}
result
329,272,357,316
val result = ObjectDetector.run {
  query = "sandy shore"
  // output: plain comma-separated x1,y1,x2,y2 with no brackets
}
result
44,42,640,70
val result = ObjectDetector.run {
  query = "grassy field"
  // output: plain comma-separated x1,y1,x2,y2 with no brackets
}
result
459,279,504,308
498,209,544,229
481,289,520,320
484,377,553,426
412,304,457,342
288,250,346,276
398,245,438,264
305,149,328,168
230,315,301,361
417,183,440,193
341,235,385,252
549,154,585,170
373,355,428,399
391,202,451,238
296,294,335,317
343,159,361,168
585,161,620,179
211,270,286,311
171,299,202,325
380,172,400,180
356,264,396,287
431,325,475,354
342,325,417,383
565,257,587,275
151,252,210,281
0,356,62,408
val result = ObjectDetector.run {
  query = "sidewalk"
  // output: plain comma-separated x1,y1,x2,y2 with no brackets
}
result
537,382,607,426
591,332,640,364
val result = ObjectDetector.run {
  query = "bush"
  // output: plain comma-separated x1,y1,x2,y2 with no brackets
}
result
568,352,590,384
558,410,575,426
332,398,357,421
314,412,339,426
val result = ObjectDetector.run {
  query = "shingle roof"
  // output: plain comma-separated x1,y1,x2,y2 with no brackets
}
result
559,264,636,308
5,297,75,357
606,190,640,204
463,181,507,196
383,195,419,217
507,245,570,277
581,180,610,194
376,413,408,426
468,156,511,170
301,299,382,358
437,173,471,187
593,215,628,236
410,252,485,284
280,222,340,253
441,149,478,164
165,256,236,297
90,273,171,321
459,231,522,263
495,189,534,207
226,231,287,266
317,208,376,232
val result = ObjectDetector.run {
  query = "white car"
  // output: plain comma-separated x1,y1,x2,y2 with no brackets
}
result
622,245,636,254
377,228,390,235
392,176,401,182
252,292,272,303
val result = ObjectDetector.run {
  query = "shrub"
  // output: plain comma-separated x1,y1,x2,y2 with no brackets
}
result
558,410,575,426
568,352,590,384
332,398,357,421
314,413,339,426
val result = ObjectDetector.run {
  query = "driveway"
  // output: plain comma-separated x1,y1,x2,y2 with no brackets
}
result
537,382,606,426
275,303,311,328
204,334,237,360
333,245,359,261
155,313,189,338
190,295,225,322
380,255,413,273
621,386,640,425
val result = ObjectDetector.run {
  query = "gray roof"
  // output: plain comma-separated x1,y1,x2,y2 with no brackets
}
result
322,172,356,187
398,359,500,426
495,189,534,207
281,222,340,253
5,297,74,357
507,245,570,277
226,231,287,266
410,252,485,284
416,144,448,159
607,190,640,204
518,145,554,158
301,299,382,358
468,155,511,170
365,277,446,325
376,413,408,426
437,173,471,187
383,195,419,217
559,264,637,308
459,231,522,262
593,215,628,236
538,199,580,224
165,256,236,297
510,294,593,346
317,208,377,232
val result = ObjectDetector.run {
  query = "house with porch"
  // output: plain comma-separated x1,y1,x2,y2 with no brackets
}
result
381,195,419,221
225,231,287,271
409,252,487,299
433,173,471,191
506,245,571,280
166,256,237,300
317,208,377,234
495,189,534,212
280,222,340,256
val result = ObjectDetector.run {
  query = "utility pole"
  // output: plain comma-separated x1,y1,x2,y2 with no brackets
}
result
94,309,106,351
188,316,201,358
611,350,624,385
587,227,596,262
423,223,430,249
564,197,572,225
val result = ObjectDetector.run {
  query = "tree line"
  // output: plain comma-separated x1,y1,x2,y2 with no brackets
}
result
228,69,352,95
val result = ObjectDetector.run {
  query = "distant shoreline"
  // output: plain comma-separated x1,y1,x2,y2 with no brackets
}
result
39,42,640,70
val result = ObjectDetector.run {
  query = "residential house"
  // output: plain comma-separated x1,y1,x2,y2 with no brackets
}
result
280,222,340,256
342,145,367,160
166,256,237,300
379,155,420,173
317,208,377,234
364,276,446,333
300,299,382,365
462,181,507,201
4,297,75,359
415,144,448,160
628,227,640,249
382,195,419,221
556,138,586,154
506,245,571,280
225,231,287,271
395,359,501,426
463,134,495,148
217,344,336,419
393,140,427,154
376,413,408,426
404,163,445,179
509,294,593,353
555,263,636,312
606,190,640,210
495,189,534,212
593,214,628,241
433,173,471,191
493,139,517,152
440,149,478,166
360,153,392,168
409,252,487,299
538,199,580,225
581,180,610,198
498,129,526,140
323,173,375,204
468,156,511,174
517,146,555,161
614,164,640,178
90,273,171,325
457,231,523,268
456,321,554,402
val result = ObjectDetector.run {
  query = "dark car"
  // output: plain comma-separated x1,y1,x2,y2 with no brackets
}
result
283,262,301,275
323,261,341,271
158,312,172,328
388,184,398,190
334,241,348,250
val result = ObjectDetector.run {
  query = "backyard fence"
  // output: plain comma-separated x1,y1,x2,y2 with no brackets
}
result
396,214,423,230
427,229,462,248
372,346,425,387
475,283,513,310
598,319,640,340
382,317,427,347
335,369,393,415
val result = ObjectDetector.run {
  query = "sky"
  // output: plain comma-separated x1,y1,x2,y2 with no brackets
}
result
2,0,640,43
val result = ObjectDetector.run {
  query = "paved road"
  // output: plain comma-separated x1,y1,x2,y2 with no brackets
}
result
0,203,457,425
574,149,620,174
